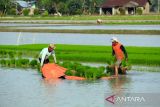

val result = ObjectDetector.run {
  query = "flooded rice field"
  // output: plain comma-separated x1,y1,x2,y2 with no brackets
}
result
0,67,160,107
0,23,160,30
0,32,160,47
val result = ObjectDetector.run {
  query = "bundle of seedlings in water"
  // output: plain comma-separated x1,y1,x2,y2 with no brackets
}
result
62,61,107,79
106,59,132,75
29,59,38,68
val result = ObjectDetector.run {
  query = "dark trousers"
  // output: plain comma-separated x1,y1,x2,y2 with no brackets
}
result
39,58,49,78
39,58,49,64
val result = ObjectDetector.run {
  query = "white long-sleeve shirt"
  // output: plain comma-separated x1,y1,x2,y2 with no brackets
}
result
39,48,57,66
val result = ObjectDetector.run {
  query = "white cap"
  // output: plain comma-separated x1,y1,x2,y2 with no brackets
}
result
111,37,118,42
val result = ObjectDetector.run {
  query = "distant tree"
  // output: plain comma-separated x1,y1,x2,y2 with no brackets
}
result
0,0,12,16
150,0,160,12
67,0,83,15
58,2,69,15
37,0,64,14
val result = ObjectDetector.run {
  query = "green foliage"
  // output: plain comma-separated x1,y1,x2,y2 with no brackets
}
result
23,8,30,16
0,0,12,15
29,59,38,68
7,8,16,15
67,0,83,15
42,10,49,16
8,51,15,58
65,69,74,76
62,61,106,79
16,59,29,67
58,2,69,15
34,8,40,15
0,59,6,66
136,8,143,15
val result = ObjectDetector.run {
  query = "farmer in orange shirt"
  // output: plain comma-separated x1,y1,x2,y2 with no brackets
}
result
111,37,128,76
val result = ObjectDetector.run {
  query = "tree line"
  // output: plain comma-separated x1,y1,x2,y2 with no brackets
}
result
0,0,105,16
0,0,159,16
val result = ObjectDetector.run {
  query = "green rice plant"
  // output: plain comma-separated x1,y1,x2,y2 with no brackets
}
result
5,60,11,67
62,61,107,79
37,63,41,72
0,44,160,66
8,51,15,58
16,59,29,68
10,59,16,67
65,69,74,76
29,59,38,68
17,52,22,58
0,50,7,58
121,60,132,70
75,65,86,77
0,59,6,66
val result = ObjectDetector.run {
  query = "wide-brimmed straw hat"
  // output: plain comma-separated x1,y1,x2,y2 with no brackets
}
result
111,37,119,42
49,44,56,49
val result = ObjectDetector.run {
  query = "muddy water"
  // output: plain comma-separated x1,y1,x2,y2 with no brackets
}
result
0,32,160,47
0,67,160,107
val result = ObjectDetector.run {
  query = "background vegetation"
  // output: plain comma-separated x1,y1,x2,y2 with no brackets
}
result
0,0,159,16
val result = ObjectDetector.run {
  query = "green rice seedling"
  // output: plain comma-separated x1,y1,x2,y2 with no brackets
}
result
37,63,41,72
75,65,86,77
0,44,160,66
10,59,16,67
16,59,29,68
61,61,75,69
29,59,38,68
65,69,74,76
84,68,94,79
8,51,15,58
5,60,11,67
0,50,7,58
17,52,23,59
0,59,6,67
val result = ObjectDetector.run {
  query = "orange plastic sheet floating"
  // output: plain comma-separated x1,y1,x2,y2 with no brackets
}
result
65,76,85,80
41,63,85,80
42,63,66,79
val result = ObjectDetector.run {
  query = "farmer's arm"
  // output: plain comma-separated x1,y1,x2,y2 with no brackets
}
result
40,53,46,67
112,47,115,56
52,53,57,63
120,45,128,59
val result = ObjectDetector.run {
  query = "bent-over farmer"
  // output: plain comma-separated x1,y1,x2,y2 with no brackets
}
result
39,44,57,69
111,37,128,76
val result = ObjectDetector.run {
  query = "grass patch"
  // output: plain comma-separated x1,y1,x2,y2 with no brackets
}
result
0,28,160,35
0,15,160,20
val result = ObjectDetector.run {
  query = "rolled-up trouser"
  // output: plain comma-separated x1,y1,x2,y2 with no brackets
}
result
39,58,49,64
115,59,122,67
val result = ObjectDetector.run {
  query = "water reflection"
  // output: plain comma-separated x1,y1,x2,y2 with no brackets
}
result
109,75,131,94
0,68,160,107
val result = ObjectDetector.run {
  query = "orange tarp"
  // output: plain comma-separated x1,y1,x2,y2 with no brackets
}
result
65,76,85,80
42,63,66,79
41,63,85,80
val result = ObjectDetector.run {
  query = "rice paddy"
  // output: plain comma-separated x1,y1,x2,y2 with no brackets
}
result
0,44,159,66
0,43,159,79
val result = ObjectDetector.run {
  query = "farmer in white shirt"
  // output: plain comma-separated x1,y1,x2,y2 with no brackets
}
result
39,44,57,69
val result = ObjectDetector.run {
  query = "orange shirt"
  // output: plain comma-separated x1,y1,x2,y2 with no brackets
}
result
112,43,124,60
